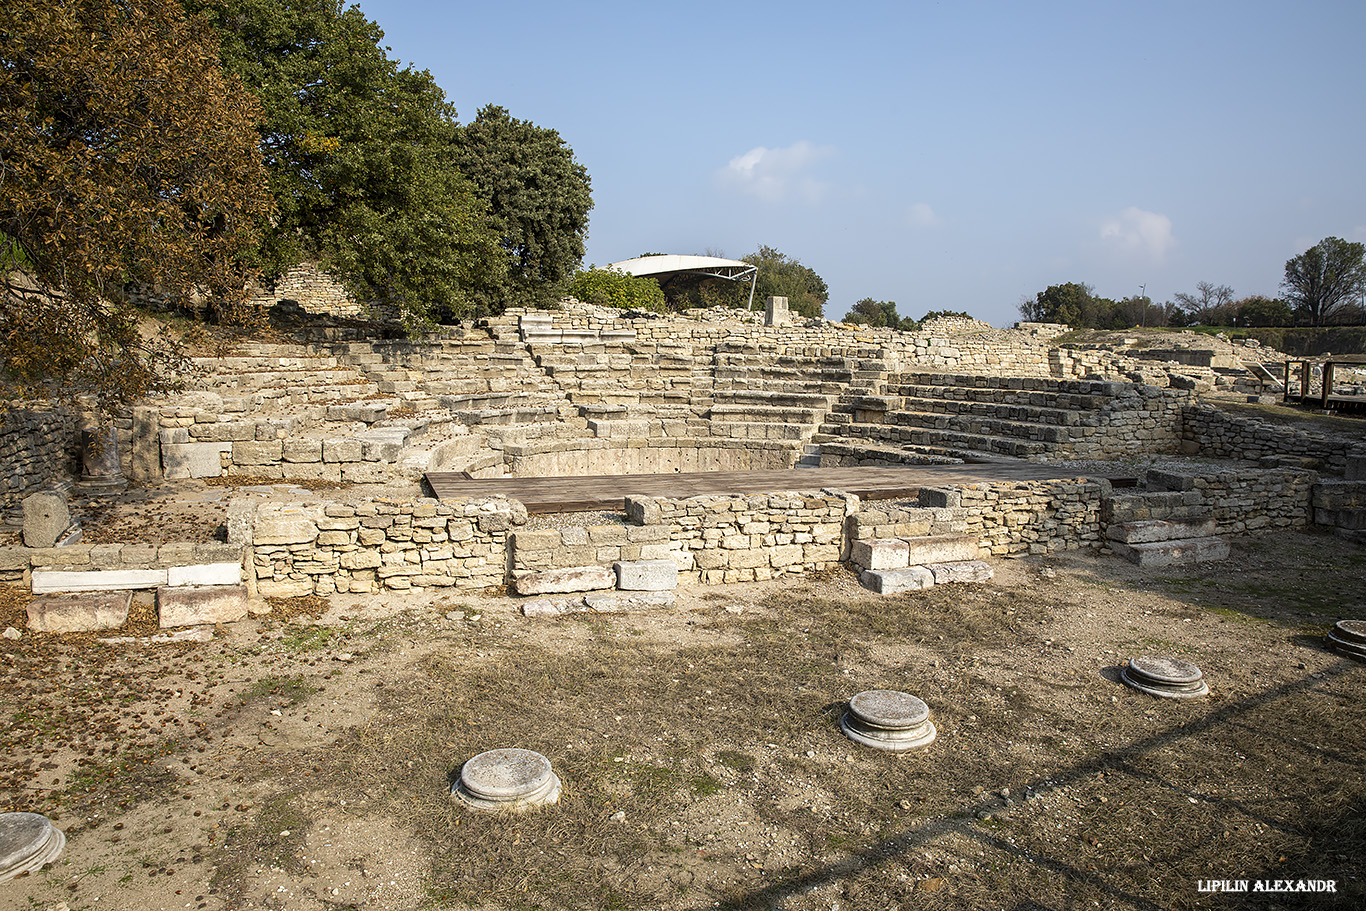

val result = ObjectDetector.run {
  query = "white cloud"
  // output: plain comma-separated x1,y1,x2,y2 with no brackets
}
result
1099,207,1175,261
908,202,940,228
718,140,836,204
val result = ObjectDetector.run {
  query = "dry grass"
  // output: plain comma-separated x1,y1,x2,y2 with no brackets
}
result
1,534,1363,910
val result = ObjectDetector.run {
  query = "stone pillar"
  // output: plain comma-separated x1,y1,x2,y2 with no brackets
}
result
76,407,127,494
765,296,791,326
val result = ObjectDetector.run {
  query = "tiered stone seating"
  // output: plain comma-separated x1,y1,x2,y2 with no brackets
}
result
816,372,1139,461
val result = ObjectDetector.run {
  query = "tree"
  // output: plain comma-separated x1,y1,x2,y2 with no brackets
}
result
743,246,828,319
453,105,593,311
569,267,665,312
1,0,271,409
1282,237,1366,327
191,0,505,327
844,298,899,328
1173,281,1236,326
844,298,920,330
1234,296,1293,327
1018,282,1120,328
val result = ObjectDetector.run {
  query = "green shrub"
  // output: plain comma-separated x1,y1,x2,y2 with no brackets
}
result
569,267,665,312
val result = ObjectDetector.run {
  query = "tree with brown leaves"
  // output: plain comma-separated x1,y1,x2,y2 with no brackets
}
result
0,0,271,410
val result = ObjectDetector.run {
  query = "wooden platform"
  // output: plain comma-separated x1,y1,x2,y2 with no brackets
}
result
425,462,1131,514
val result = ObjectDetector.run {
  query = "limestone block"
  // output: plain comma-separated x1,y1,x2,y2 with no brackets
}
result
323,439,364,462
927,561,994,584
167,563,241,586
1110,536,1230,567
514,566,614,595
252,508,319,545
614,559,678,591
282,439,323,462
584,591,675,612
256,578,315,598
22,490,70,549
340,550,382,570
511,529,561,552
32,569,167,593
158,584,248,627
161,441,230,479
1106,518,1217,544
850,538,910,571
902,534,979,565
27,592,131,632
232,440,283,466
860,566,935,594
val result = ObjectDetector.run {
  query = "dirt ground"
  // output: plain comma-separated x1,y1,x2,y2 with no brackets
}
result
1,530,1364,911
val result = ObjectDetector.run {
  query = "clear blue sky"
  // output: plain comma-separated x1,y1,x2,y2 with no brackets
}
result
355,0,1365,326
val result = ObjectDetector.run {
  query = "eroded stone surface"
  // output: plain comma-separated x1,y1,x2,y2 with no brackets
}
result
157,584,248,628
27,592,131,633
0,813,65,883
453,748,561,811
514,566,614,596
1120,655,1209,699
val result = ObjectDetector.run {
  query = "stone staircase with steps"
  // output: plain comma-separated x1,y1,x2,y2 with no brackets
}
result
1102,485,1230,567
815,372,1148,462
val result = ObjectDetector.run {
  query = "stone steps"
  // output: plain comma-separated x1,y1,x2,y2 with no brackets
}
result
814,421,1048,459
1104,487,1228,566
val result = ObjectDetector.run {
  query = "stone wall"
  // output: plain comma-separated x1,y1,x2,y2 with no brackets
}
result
850,479,1110,557
1181,405,1366,473
1144,468,1315,534
624,490,852,584
0,406,77,519
247,496,521,597
248,263,400,322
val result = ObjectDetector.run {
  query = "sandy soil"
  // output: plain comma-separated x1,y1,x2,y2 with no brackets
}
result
1,531,1363,911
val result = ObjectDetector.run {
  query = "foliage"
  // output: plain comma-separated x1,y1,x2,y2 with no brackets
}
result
744,245,828,319
1281,236,1366,327
191,0,506,328
569,267,665,312
1018,282,1120,328
843,298,915,330
453,105,593,311
919,309,975,323
0,0,271,409
1234,295,1293,327
1173,281,1237,326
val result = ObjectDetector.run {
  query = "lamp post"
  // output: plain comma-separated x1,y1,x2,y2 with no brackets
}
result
1139,284,1146,328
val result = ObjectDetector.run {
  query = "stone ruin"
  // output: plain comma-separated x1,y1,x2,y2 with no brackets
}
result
2,299,1366,630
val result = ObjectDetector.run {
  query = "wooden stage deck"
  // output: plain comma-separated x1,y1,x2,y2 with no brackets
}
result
425,462,1133,514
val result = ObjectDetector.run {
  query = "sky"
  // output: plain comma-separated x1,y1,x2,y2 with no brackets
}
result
354,0,1366,327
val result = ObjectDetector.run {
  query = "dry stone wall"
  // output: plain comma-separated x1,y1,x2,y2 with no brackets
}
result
247,496,520,597
624,491,851,584
1180,405,1366,472
0,406,77,517
1143,468,1315,534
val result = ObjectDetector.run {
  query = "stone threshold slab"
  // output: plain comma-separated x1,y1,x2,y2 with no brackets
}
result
33,562,242,594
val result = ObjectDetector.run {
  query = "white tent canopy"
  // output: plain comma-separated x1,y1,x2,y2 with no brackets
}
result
607,255,758,309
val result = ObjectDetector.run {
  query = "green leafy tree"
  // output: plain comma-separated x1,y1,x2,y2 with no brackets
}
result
1281,237,1366,326
453,105,593,311
1019,282,1121,328
1,0,270,409
191,0,505,327
743,246,828,319
844,298,916,330
569,267,665,312
1234,296,1293,327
